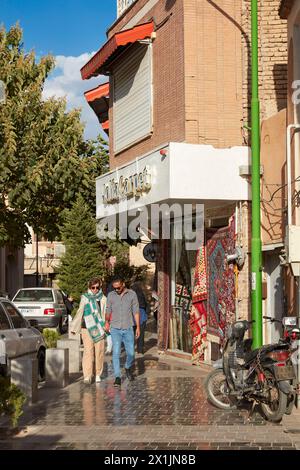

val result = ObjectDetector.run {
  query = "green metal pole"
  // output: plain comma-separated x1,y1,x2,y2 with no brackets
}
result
251,0,263,348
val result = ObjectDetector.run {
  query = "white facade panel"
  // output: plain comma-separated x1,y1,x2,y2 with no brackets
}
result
96,143,251,220
169,143,251,201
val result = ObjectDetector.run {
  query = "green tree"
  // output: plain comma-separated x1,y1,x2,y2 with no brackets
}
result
104,260,149,288
0,24,109,247
58,195,128,303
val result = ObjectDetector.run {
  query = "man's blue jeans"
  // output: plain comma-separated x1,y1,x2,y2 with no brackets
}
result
110,327,135,378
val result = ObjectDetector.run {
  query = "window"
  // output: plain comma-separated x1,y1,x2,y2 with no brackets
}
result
0,304,11,330
3,302,27,329
14,289,54,302
113,42,152,153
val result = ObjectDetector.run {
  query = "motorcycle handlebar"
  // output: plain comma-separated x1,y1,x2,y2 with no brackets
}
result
263,316,281,323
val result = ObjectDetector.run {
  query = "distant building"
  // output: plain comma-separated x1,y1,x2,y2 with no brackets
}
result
24,228,65,288
0,247,24,299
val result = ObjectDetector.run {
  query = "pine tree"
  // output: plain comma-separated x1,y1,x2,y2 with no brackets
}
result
58,195,107,303
58,195,130,303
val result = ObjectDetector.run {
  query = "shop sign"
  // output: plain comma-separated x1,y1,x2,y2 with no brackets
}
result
103,166,151,204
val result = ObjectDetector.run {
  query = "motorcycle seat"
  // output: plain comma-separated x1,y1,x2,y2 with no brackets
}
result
244,343,288,364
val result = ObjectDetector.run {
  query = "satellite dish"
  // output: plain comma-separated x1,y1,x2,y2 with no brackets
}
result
143,242,157,263
0,81,6,104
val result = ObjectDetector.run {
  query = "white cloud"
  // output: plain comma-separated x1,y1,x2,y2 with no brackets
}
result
43,53,107,140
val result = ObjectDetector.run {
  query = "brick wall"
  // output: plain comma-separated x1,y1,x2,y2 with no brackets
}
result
183,0,244,148
109,0,186,169
241,0,287,143
105,0,287,165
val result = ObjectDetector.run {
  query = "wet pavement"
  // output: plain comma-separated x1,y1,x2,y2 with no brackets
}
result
1,332,300,450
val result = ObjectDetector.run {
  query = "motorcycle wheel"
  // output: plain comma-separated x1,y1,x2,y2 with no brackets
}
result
260,370,287,423
205,369,236,410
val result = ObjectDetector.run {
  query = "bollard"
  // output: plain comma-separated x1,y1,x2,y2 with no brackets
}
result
57,338,81,373
45,348,69,388
11,357,38,403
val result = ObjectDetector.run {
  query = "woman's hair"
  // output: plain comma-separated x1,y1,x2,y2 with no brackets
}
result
88,277,102,289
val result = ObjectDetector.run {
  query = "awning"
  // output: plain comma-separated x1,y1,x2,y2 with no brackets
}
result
84,82,109,129
84,82,109,102
101,120,109,134
81,21,155,80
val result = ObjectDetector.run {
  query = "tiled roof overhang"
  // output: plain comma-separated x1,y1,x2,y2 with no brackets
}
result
81,21,155,79
84,82,110,133
84,82,109,103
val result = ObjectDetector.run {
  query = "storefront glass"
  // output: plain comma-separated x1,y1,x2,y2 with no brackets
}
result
169,237,197,353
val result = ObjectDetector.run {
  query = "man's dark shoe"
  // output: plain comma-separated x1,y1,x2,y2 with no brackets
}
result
114,377,121,387
125,368,135,381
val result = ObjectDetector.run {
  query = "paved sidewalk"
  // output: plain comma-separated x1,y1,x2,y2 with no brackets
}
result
1,335,300,450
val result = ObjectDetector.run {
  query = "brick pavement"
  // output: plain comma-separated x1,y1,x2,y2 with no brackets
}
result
1,335,300,450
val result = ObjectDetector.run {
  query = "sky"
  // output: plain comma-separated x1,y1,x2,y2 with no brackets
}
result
0,0,117,139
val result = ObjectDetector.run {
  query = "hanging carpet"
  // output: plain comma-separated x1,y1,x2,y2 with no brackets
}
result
206,218,236,342
189,246,208,364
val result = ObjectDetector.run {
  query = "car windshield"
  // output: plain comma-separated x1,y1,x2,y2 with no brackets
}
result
14,289,54,302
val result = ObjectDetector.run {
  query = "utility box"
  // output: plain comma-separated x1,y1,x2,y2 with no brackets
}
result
45,348,69,388
286,225,300,276
11,357,38,403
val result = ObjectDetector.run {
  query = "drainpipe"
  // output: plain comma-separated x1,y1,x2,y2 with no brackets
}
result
286,124,300,226
251,0,263,348
286,124,300,408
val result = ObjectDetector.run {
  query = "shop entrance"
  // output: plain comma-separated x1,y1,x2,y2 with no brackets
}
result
169,239,196,354
169,218,236,359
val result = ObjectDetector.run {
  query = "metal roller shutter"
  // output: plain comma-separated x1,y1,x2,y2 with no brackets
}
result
113,42,152,153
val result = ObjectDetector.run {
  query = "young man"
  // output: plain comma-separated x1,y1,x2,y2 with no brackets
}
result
105,276,140,387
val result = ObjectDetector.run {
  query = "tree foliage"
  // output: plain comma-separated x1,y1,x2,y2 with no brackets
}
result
0,24,109,247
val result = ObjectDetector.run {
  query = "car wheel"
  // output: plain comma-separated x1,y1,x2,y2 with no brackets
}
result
56,317,64,335
62,315,69,334
37,348,46,382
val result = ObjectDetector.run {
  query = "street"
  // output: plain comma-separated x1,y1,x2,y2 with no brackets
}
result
1,332,300,451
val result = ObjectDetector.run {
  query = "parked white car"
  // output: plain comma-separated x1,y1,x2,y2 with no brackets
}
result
0,297,46,380
12,288,68,333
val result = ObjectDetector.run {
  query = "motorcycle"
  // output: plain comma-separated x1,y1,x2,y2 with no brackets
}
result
204,317,300,422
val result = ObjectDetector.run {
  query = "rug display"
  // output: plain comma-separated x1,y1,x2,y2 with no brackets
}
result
189,246,208,364
206,218,236,341
157,239,170,351
175,284,192,315
170,283,192,352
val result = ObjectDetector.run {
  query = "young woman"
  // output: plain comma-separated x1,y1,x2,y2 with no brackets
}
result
71,277,107,384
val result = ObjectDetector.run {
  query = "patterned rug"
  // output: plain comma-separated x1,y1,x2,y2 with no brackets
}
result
157,239,170,351
206,218,236,341
190,246,208,364
175,284,192,314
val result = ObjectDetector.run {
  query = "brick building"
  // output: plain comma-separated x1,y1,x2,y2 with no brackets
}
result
81,0,287,362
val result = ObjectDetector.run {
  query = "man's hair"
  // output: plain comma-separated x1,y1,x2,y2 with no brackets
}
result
88,277,102,289
111,275,124,284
